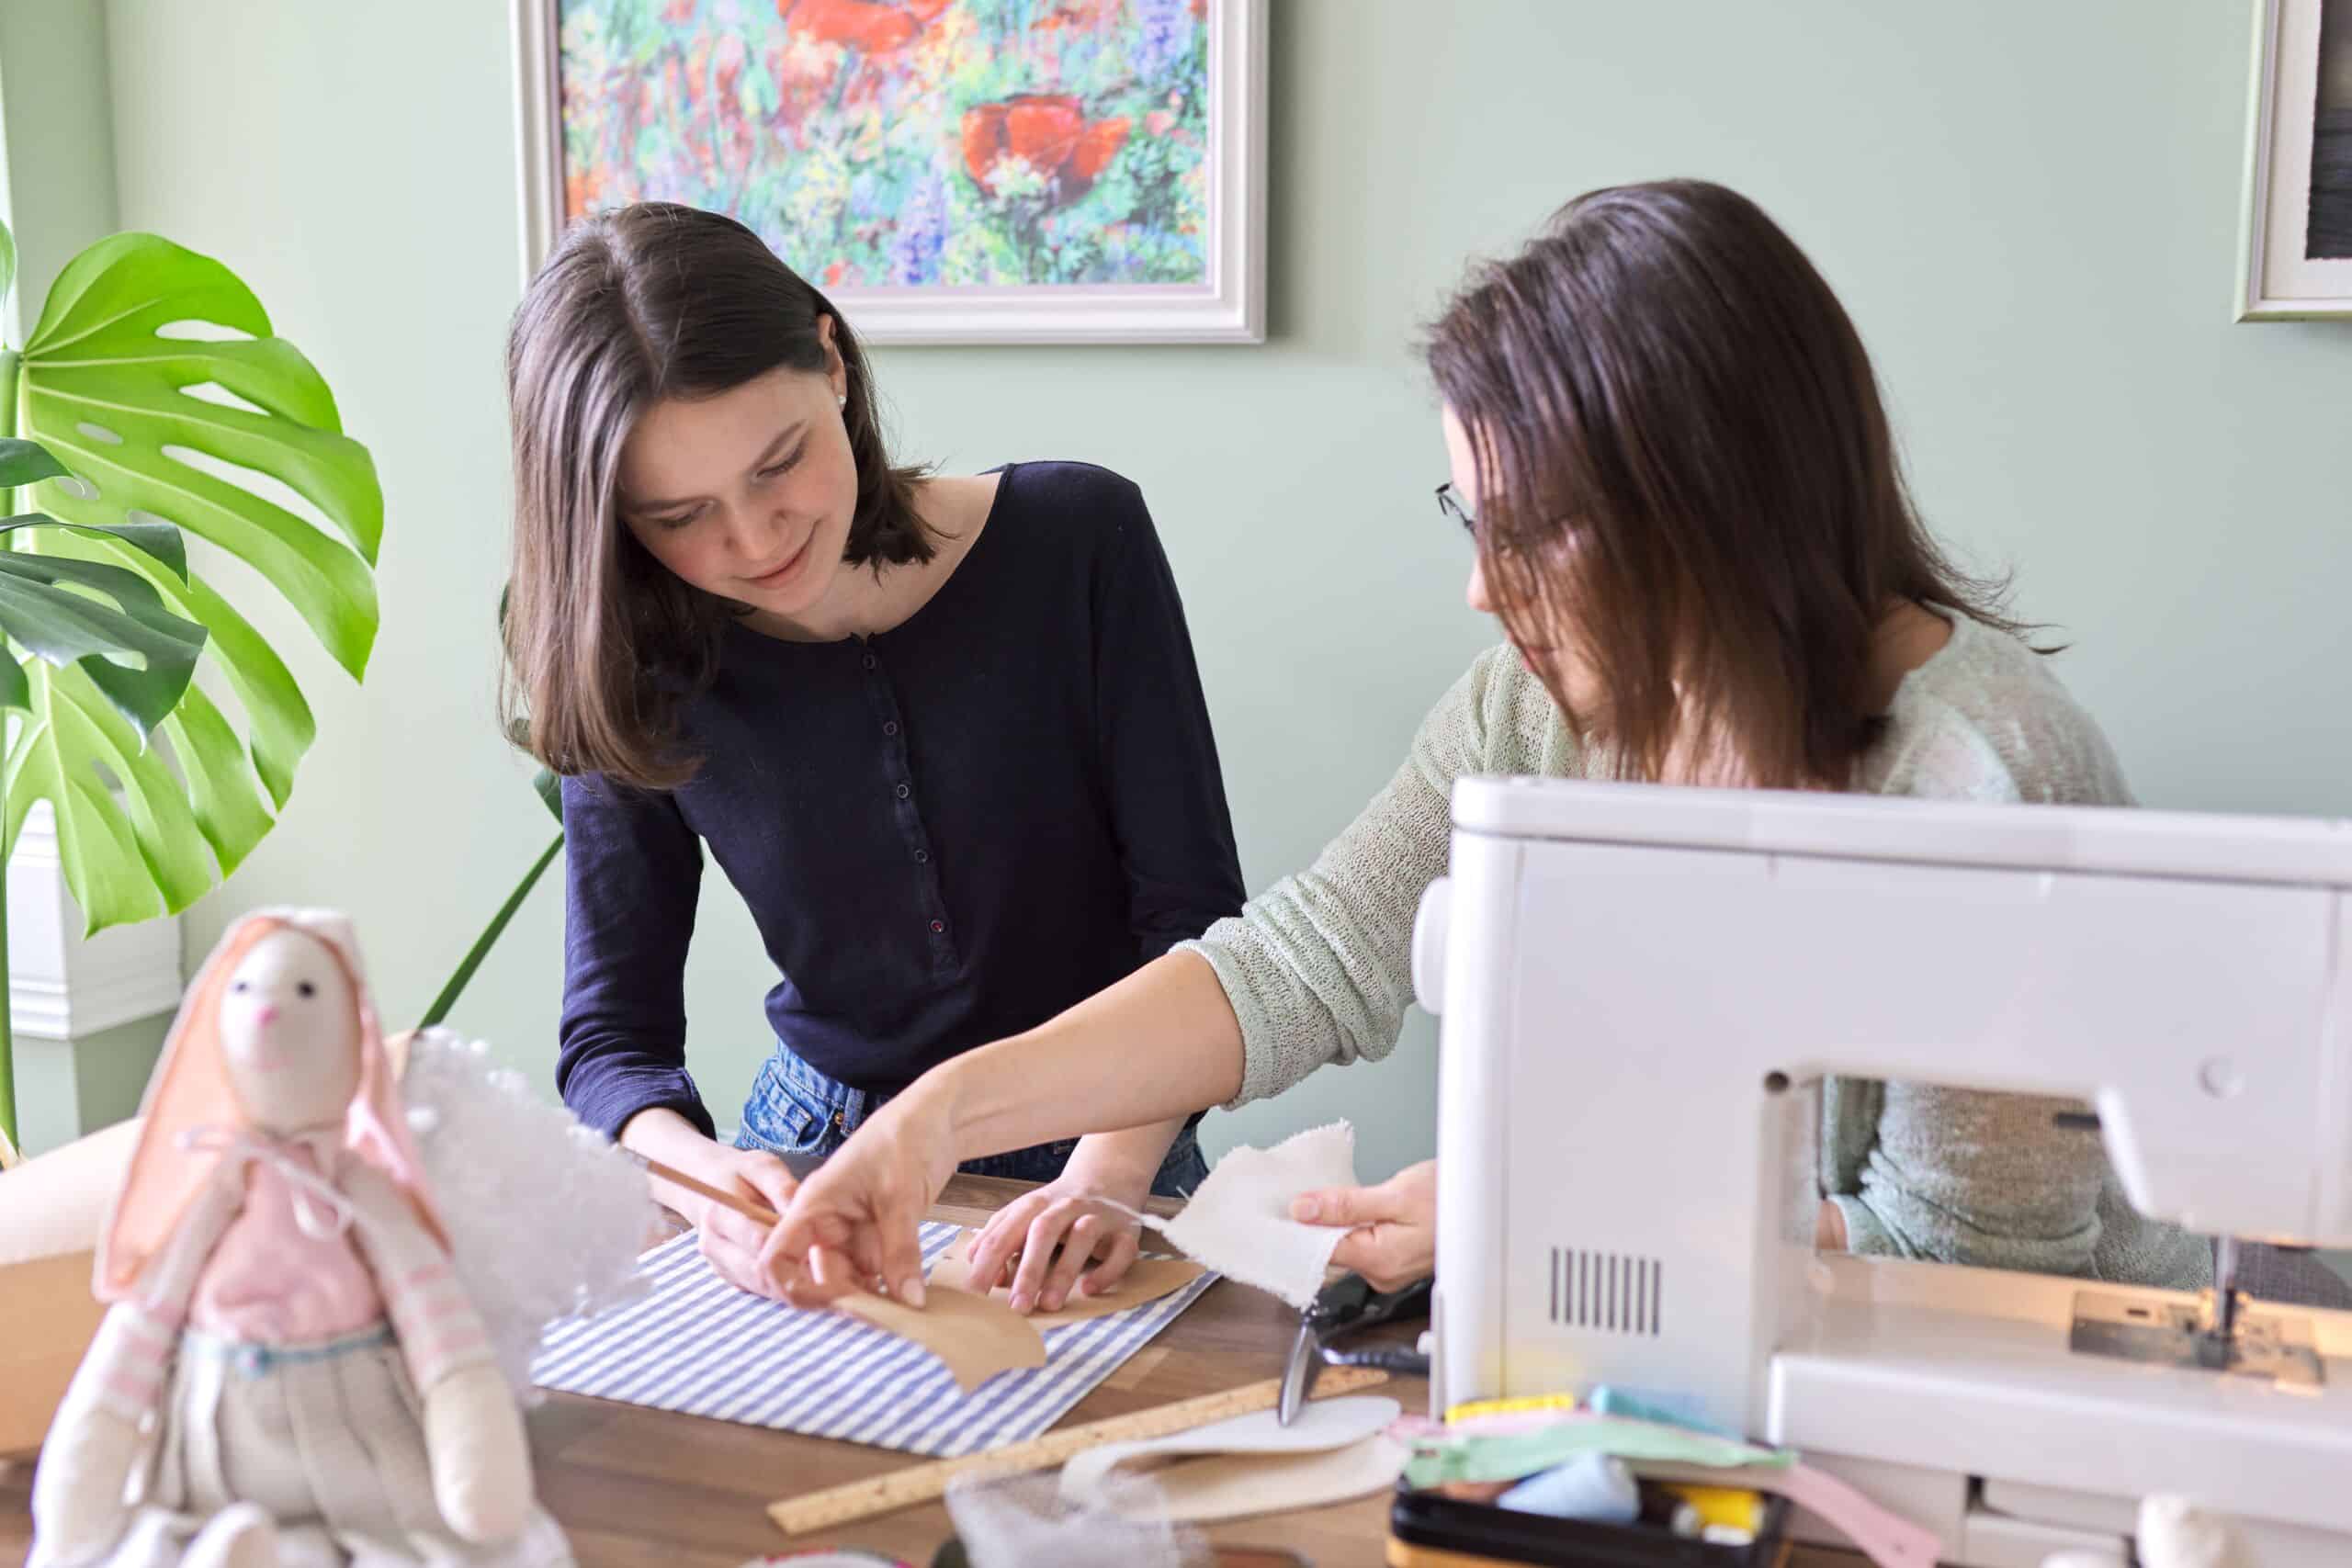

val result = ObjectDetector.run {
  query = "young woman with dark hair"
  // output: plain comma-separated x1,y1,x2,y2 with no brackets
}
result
502,201,1244,1300
770,179,2209,1313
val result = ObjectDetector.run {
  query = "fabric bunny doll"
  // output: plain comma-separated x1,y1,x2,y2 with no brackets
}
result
30,909,572,1567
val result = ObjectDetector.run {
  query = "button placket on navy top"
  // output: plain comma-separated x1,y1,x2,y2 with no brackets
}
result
857,640,956,973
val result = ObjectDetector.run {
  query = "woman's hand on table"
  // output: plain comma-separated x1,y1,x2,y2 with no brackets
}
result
770,1087,959,1309
964,1123,1181,1313
1293,1158,1438,1292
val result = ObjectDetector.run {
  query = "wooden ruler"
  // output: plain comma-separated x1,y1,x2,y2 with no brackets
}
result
767,1365,1393,1537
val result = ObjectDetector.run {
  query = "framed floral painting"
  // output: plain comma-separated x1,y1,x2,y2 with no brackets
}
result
514,0,1266,343
2240,0,2352,320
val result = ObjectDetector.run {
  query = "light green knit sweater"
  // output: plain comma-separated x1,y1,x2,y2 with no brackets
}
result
1178,615,2210,1290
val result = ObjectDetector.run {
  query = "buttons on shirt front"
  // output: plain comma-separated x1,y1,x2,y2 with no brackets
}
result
854,648,940,946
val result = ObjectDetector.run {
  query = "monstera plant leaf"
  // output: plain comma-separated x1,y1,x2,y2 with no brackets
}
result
5,231,382,931
0,439,199,714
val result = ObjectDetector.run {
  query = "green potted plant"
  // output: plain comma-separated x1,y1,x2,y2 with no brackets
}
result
0,216,382,1144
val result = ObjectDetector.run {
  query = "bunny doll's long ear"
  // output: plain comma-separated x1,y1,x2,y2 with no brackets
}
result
94,916,278,1302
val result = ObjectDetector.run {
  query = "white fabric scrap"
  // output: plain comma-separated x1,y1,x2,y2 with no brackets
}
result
401,1028,654,1398
2135,1495,2251,1568
947,1471,1205,1568
1159,1121,1359,1310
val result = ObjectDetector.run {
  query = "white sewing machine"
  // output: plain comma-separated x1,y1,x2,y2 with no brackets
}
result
1416,777,2352,1567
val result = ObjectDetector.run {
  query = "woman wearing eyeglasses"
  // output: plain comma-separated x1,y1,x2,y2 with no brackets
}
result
764,179,2210,1311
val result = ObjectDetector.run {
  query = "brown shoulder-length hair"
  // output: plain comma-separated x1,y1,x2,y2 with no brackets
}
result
502,201,932,790
1425,179,2038,790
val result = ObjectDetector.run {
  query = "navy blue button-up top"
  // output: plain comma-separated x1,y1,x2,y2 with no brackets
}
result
556,462,1247,1141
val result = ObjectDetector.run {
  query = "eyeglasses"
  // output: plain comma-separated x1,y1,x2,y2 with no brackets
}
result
1435,481,1479,537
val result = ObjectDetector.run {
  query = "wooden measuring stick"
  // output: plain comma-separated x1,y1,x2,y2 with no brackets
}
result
766,1365,1392,1537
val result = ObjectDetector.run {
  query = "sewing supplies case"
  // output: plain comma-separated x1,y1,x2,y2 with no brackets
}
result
1387,1480,1792,1567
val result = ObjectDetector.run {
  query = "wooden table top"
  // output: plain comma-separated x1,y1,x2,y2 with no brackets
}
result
0,1174,1861,1565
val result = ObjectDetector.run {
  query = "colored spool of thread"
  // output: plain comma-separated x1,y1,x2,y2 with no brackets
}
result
1496,1453,1639,1525
1445,1392,1580,1424
1665,1484,1765,1534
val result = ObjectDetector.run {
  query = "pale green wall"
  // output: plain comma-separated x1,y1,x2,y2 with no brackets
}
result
0,0,119,337
82,0,2352,1192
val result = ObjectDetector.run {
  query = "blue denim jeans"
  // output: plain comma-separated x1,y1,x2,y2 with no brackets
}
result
733,1043,1208,1199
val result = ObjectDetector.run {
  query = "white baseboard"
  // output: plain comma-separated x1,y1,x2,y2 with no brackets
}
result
5,802,185,1038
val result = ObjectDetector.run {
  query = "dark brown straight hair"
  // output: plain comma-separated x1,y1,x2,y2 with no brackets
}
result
1426,179,2037,790
502,201,932,790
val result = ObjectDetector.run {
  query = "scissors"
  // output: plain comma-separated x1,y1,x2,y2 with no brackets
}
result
1277,1271,1433,1424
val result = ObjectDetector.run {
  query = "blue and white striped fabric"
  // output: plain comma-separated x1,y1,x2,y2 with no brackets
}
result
529,1223,1218,1457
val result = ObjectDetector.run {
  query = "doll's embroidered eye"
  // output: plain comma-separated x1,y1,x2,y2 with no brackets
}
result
232,980,250,993
297,981,316,998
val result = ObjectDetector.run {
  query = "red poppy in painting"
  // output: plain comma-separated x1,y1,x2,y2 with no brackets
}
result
780,0,922,53
1005,95,1086,171
961,94,1131,202
1069,118,1130,183
961,103,1011,186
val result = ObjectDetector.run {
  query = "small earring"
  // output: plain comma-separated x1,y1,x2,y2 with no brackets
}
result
836,393,847,409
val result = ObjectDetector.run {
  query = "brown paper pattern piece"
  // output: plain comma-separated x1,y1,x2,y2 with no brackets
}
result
928,1231,1207,1328
837,1284,1046,1392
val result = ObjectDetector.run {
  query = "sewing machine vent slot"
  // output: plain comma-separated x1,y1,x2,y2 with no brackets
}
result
1549,1247,1661,1336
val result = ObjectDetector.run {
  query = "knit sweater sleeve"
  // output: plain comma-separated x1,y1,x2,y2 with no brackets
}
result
1176,647,1545,1108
